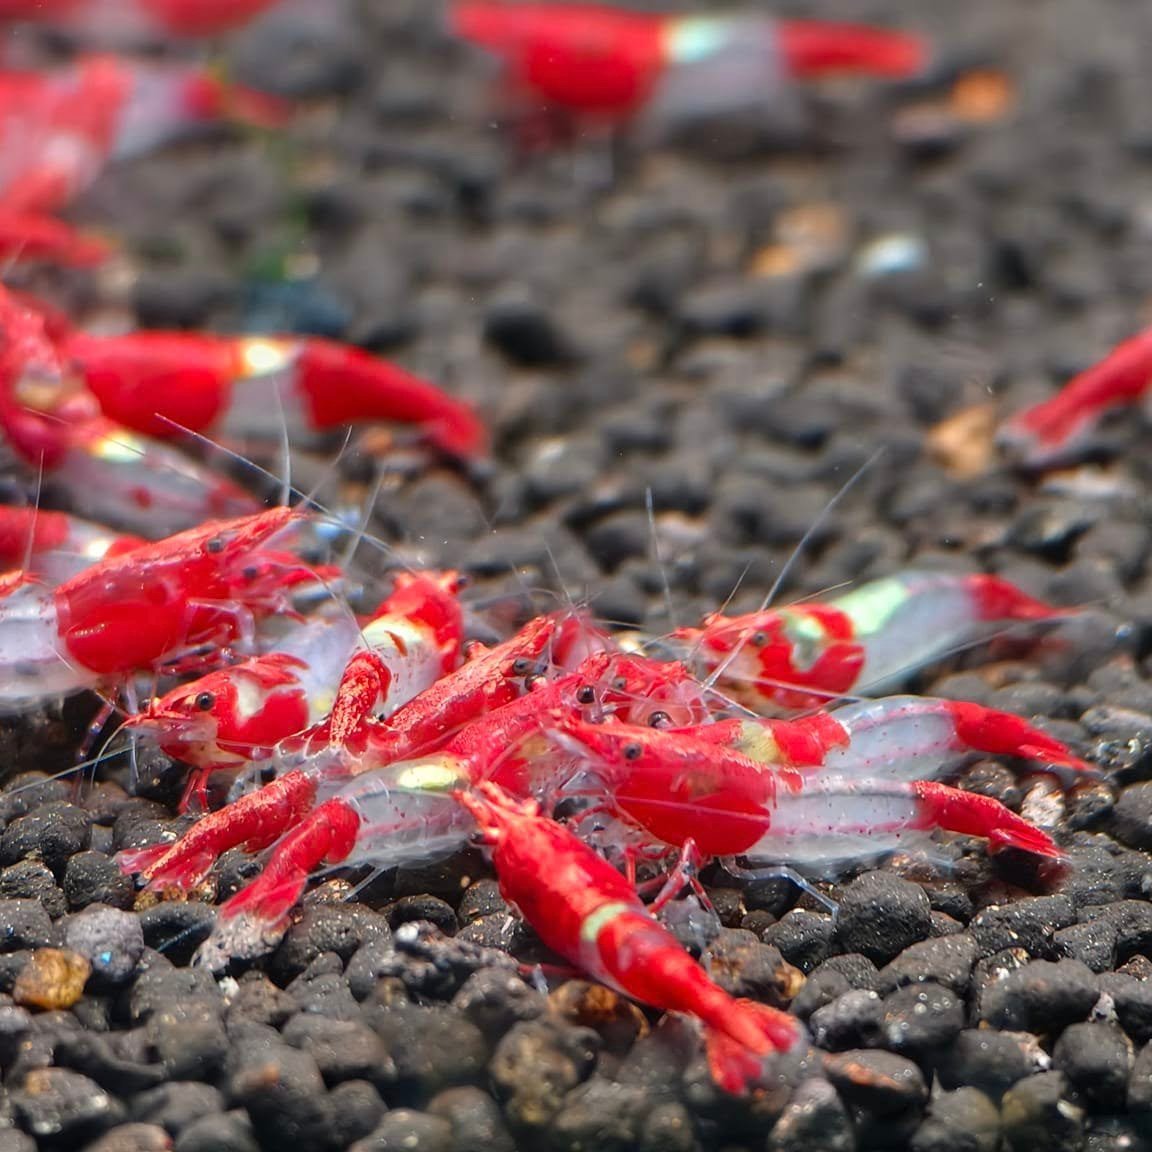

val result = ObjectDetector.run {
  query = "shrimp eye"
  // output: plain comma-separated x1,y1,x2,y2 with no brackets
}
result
259,764,276,783
751,631,768,647
648,711,671,728
242,565,259,582
576,685,596,705
622,742,642,761
613,677,627,691
195,692,215,711
205,537,224,554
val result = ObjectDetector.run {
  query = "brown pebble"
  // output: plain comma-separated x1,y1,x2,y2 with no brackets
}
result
13,948,91,1011
927,403,997,477
549,980,648,1053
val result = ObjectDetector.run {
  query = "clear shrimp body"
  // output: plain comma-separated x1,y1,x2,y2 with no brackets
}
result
675,570,1065,710
684,695,1091,779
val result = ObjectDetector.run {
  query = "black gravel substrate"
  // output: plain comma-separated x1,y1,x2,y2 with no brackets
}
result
7,0,1152,1148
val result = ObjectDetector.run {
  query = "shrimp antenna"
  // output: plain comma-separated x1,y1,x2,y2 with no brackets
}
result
19,452,44,575
646,485,677,631
703,446,885,695
152,415,412,571
274,379,292,512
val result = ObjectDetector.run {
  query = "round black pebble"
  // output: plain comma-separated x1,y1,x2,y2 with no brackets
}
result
979,959,1100,1035
910,1087,1000,1152
1051,1022,1132,1111
348,1109,453,1152
834,873,932,966
768,1076,855,1152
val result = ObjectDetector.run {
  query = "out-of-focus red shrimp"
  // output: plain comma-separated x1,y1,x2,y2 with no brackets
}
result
0,506,143,584
0,0,285,40
0,214,110,267
458,781,803,1096
999,324,1152,467
63,330,488,460
0,56,287,218
674,570,1068,711
452,3,928,137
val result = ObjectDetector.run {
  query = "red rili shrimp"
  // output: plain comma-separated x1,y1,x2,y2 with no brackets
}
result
63,329,488,461
674,569,1067,711
0,56,285,218
453,3,927,142
999,323,1152,467
457,782,803,1096
0,0,284,40
552,717,1063,878
117,615,570,911
122,571,466,808
0,507,306,710
0,506,144,585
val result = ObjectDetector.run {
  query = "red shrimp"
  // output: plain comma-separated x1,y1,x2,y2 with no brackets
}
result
62,331,488,461
674,570,1067,711
122,571,466,808
999,324,1152,467
0,0,284,40
0,506,144,584
118,614,570,901
453,3,927,141
0,57,286,219
0,507,308,710
0,288,261,538
551,717,1062,874
457,782,803,1096
680,696,1093,778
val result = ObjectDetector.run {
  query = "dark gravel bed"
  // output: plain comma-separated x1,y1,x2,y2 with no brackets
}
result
6,0,1152,1148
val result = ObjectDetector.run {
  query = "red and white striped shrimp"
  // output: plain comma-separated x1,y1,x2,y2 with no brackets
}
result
0,507,306,710
122,571,467,808
0,287,261,538
453,3,927,146
0,0,285,42
681,695,1093,779
63,330,489,461
0,56,286,218
0,506,143,585
550,717,1063,877
117,614,571,906
457,781,803,1097
674,570,1067,711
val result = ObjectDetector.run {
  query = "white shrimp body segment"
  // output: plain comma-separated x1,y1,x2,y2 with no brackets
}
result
821,696,998,781
360,613,458,716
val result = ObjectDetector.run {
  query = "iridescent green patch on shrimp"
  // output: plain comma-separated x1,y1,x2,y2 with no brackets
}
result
832,577,911,639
